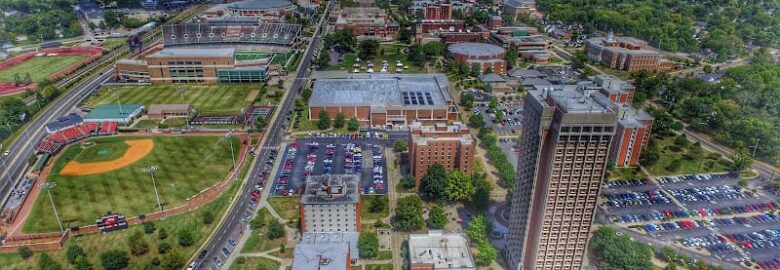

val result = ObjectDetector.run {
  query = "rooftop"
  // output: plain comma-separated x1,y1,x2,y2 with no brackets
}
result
408,231,476,270
448,42,505,57
508,68,545,78
310,73,451,108
618,103,653,122
45,113,82,132
85,104,144,120
529,86,614,113
148,104,193,115
148,47,235,58
586,36,658,56
301,174,360,205
479,73,506,83
300,232,359,260
292,243,349,270
228,0,293,10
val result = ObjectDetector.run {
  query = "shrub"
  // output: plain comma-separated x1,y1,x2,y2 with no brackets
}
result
157,242,172,254
143,222,156,234
18,246,33,260
100,250,129,270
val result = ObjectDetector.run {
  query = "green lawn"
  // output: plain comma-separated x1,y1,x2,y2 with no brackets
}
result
267,197,300,221
325,44,425,73
0,55,88,82
607,167,648,180
0,178,241,270
100,37,127,51
230,257,280,270
132,119,160,129
365,264,393,270
23,135,240,233
241,208,286,253
360,195,389,221
160,117,188,128
645,135,731,176
83,84,254,114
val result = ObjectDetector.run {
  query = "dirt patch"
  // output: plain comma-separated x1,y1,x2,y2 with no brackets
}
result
59,139,154,176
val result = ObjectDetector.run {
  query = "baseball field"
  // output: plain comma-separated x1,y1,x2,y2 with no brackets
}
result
23,135,241,233
0,55,88,82
82,84,255,114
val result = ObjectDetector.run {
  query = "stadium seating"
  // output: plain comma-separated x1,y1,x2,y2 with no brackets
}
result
162,23,301,46
34,121,119,154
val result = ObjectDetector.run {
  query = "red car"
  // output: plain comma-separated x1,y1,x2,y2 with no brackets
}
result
282,189,289,196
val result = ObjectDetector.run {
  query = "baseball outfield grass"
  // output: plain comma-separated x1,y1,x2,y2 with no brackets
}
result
0,55,88,82
23,135,240,233
83,84,255,114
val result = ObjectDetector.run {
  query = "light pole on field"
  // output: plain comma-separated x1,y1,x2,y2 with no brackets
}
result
177,86,185,104
226,130,236,179
42,182,64,233
112,87,125,118
141,165,164,219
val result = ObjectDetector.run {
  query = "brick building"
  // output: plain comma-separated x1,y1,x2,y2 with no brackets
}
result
612,104,653,167
505,88,618,270
408,122,474,187
334,7,399,40
502,0,537,20
585,34,673,72
198,0,296,23
309,73,458,129
447,42,507,74
300,174,361,233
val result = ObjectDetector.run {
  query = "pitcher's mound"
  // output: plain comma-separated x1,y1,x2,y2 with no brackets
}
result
60,139,154,176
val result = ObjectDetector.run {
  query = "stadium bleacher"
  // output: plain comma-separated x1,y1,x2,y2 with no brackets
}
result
34,121,120,154
162,23,301,46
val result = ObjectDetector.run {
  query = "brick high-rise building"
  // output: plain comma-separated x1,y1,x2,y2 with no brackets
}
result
504,88,618,270
611,104,653,167
424,3,452,20
409,122,474,187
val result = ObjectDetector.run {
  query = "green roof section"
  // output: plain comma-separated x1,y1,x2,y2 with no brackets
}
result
32,153,50,172
85,104,144,120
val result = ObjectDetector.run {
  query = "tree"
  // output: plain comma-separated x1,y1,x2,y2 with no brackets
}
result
494,110,505,122
475,241,497,266
471,174,491,212
158,227,168,240
460,92,475,110
127,230,150,256
143,222,156,234
393,140,408,153
407,44,427,67
401,175,416,189
673,134,690,146
465,216,496,266
428,207,447,229
664,264,678,270
267,220,285,239
100,250,130,270
399,28,412,44
370,196,387,213
254,116,266,130
571,50,588,69
317,110,331,130
469,113,485,128
505,47,518,68
393,195,424,231
177,228,195,247
37,253,62,270
358,39,380,59
703,64,713,74
332,112,346,128
74,255,93,270
18,246,33,260
65,245,86,264
358,232,379,258
639,148,661,167
347,117,360,131
589,227,653,270
315,48,330,70
160,251,186,270
421,164,448,199
488,98,498,113
731,147,753,172
445,171,475,201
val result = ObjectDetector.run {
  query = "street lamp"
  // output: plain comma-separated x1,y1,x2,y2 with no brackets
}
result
141,165,164,219
0,144,11,183
226,131,236,179
42,182,64,233
112,87,125,118
177,86,185,104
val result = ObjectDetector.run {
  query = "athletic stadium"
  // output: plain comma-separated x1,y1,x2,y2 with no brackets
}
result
115,22,301,84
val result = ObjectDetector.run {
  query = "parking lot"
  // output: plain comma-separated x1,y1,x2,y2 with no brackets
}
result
472,103,523,136
600,173,780,268
270,137,389,197
498,138,520,170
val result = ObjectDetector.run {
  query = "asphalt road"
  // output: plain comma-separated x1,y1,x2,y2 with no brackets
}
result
0,68,113,209
194,2,333,269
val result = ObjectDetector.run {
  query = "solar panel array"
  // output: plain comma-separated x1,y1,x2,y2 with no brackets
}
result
162,23,301,46
402,91,434,105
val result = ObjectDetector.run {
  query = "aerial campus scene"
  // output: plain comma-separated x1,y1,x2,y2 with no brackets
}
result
0,0,779,270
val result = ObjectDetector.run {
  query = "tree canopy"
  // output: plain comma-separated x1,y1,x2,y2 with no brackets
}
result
421,164,448,199
393,195,424,231
589,226,653,270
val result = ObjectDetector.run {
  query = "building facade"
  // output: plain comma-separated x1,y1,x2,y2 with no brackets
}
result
448,42,507,74
300,174,361,233
585,34,673,72
334,7,399,40
611,104,653,167
409,122,474,187
505,88,618,270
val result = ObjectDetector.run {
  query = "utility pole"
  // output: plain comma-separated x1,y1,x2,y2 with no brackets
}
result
751,138,760,157
42,182,64,233
142,165,164,219
226,131,236,179
177,86,185,104
0,144,11,184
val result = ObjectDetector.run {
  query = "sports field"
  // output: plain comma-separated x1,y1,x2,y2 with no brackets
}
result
83,84,254,114
23,135,240,233
0,55,88,82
